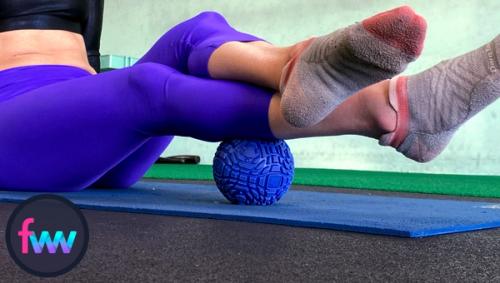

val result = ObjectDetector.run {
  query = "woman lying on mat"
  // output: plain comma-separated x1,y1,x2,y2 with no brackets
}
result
0,1,498,191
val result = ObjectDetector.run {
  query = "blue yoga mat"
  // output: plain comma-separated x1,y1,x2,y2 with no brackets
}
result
1,181,499,238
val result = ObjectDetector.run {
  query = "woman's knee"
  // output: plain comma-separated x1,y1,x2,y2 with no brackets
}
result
168,11,229,43
191,11,227,24
163,11,227,40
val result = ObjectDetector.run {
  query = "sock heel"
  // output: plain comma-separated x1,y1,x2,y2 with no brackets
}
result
379,76,410,147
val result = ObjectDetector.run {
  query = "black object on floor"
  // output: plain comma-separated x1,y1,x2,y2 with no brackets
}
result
155,155,201,164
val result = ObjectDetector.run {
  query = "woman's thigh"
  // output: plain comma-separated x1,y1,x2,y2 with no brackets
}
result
0,64,177,192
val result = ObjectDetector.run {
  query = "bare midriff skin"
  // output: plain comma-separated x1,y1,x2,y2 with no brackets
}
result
0,30,394,140
0,30,96,74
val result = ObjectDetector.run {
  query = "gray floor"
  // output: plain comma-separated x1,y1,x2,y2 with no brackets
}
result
1,182,500,282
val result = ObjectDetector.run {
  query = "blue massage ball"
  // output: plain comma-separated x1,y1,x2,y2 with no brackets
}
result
213,139,294,205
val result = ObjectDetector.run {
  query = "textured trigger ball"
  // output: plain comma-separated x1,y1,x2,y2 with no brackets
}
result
213,139,295,206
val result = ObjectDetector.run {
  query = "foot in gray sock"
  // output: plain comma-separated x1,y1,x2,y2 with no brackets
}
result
380,35,500,162
280,5,427,127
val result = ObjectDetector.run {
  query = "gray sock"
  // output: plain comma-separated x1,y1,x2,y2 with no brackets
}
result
380,35,500,162
280,6,427,127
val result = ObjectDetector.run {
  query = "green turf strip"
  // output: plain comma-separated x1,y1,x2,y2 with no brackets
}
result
144,164,500,198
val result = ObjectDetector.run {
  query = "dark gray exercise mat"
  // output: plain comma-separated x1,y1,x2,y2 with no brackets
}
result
1,181,499,238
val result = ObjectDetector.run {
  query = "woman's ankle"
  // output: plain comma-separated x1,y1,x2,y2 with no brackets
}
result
361,80,397,137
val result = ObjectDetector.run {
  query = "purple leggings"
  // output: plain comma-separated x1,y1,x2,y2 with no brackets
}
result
0,12,275,192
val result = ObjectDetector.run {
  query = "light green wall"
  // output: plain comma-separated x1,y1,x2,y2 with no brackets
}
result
100,0,500,174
